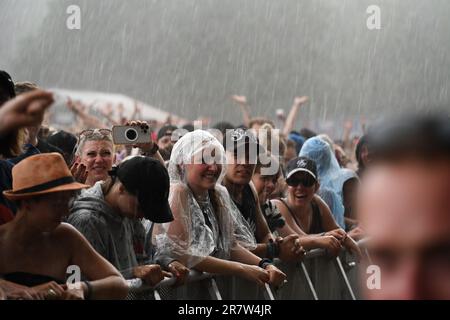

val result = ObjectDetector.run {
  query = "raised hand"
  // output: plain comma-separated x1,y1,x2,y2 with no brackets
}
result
0,90,53,137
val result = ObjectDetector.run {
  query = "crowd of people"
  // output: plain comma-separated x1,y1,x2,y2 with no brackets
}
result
0,69,449,300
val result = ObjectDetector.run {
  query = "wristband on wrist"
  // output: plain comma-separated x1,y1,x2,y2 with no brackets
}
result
266,240,280,260
258,258,273,269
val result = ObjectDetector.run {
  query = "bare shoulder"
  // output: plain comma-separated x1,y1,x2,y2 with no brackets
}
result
313,194,324,206
51,222,87,244
271,198,287,214
313,194,332,215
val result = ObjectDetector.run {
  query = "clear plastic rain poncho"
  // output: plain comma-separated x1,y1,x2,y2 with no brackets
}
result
299,136,349,228
153,130,256,268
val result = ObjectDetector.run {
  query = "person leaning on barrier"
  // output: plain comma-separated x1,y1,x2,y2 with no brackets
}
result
68,156,189,287
251,153,287,234
153,130,286,288
358,113,450,299
222,129,305,264
0,153,128,299
273,157,362,259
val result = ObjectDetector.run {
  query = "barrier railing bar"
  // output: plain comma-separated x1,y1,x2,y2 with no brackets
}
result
263,283,275,300
304,238,369,260
127,238,370,299
300,262,319,300
334,257,356,300
153,289,162,300
127,270,213,292
208,278,222,300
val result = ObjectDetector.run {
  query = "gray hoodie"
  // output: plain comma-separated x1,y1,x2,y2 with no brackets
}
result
68,181,149,278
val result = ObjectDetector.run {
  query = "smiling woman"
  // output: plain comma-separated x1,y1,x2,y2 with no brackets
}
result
73,129,115,186
154,130,287,298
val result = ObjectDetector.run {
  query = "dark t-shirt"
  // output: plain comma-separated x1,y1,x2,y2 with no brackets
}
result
232,184,257,237
0,144,41,225
0,160,15,224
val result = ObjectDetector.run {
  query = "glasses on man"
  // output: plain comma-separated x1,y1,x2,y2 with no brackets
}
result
78,128,112,138
286,175,316,188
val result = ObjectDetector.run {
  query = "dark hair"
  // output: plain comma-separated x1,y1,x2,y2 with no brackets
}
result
369,112,450,163
46,130,78,164
182,123,195,132
212,121,234,136
355,134,369,170
0,129,25,158
299,128,317,140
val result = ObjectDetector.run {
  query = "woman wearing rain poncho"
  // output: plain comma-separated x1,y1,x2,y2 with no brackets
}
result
153,130,286,298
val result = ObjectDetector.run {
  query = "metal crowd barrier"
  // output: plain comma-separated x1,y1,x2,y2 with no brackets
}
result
126,238,369,300
274,238,369,300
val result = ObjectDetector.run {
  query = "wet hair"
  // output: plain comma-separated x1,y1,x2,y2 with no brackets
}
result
369,112,450,163
74,131,114,157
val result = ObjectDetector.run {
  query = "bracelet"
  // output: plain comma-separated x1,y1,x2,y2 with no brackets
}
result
258,258,273,269
83,280,93,300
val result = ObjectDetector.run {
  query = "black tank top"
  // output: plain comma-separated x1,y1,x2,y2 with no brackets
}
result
279,198,324,234
3,272,64,287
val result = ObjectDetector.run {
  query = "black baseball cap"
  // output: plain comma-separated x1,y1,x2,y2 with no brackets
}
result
285,156,318,181
113,156,173,223
223,128,261,154
157,125,178,141
0,70,16,100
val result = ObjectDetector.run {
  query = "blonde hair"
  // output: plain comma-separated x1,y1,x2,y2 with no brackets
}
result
74,131,114,157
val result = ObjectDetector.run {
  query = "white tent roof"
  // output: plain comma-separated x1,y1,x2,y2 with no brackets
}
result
49,88,187,124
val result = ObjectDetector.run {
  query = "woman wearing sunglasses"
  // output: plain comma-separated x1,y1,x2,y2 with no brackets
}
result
272,157,361,258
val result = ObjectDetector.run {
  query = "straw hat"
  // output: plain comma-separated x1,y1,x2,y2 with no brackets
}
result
3,153,89,200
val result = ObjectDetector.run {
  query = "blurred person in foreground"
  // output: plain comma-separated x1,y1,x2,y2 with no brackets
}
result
359,113,450,299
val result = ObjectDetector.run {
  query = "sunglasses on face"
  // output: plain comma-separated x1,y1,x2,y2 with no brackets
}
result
286,176,316,188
